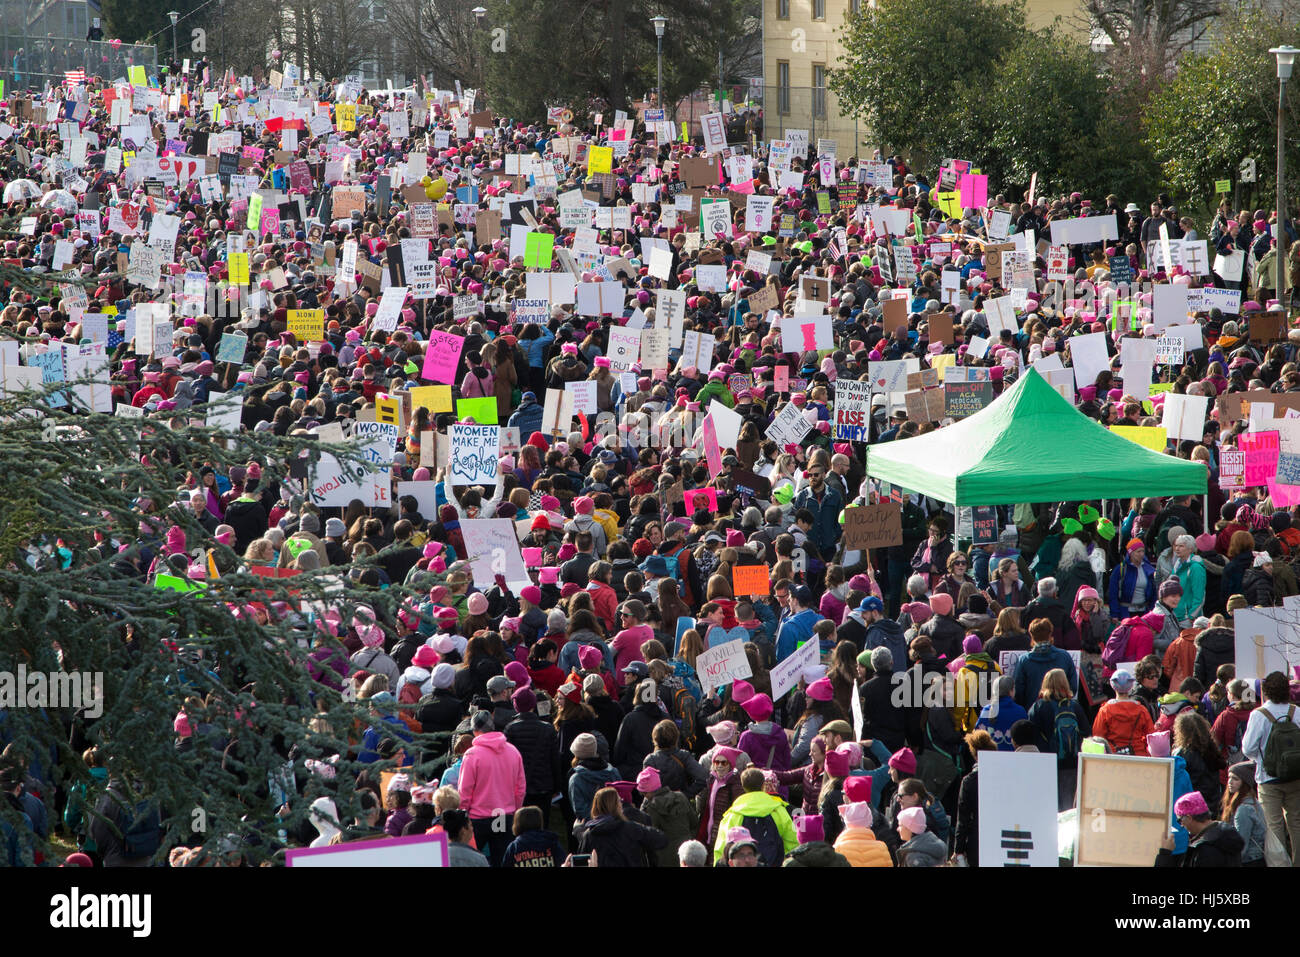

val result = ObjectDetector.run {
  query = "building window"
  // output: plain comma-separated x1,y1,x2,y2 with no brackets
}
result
850,0,863,13
777,60,790,114
777,0,790,18
813,63,826,118
370,3,388,21
813,0,826,19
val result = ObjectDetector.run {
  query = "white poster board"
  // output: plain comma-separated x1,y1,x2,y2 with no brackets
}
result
978,751,1060,867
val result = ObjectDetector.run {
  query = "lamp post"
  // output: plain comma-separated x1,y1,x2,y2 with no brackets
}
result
1272,45,1299,314
471,6,486,105
651,14,666,114
167,11,179,66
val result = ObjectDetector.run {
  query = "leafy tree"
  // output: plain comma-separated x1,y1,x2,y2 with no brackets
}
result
1144,11,1300,212
829,0,1027,169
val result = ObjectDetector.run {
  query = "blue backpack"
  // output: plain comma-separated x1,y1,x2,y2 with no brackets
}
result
1054,703,1082,764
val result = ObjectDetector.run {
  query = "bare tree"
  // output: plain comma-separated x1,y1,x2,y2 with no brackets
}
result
1081,0,1224,68
386,0,484,90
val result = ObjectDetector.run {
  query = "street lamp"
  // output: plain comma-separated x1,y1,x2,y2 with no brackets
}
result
1272,45,1298,313
651,15,666,115
167,11,179,66
471,8,487,106
472,6,486,23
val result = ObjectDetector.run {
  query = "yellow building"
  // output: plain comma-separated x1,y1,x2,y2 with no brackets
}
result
761,0,1085,155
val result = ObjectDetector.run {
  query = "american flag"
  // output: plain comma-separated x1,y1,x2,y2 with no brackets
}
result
827,235,844,262
64,70,87,87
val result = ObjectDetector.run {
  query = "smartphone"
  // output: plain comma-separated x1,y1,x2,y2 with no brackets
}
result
570,854,592,867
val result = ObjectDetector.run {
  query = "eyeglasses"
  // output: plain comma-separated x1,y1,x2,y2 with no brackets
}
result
952,560,967,567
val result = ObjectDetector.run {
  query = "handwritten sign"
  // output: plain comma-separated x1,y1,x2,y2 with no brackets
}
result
421,330,465,383
842,503,903,550
287,308,324,342
449,423,499,484
732,563,771,597
770,637,819,701
460,518,530,589
695,639,753,689
944,380,993,419
833,378,872,443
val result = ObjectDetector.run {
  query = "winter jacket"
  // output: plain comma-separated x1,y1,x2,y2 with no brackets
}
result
643,748,709,799
834,825,894,867
1020,596,1081,650
501,828,566,867
504,712,563,797
1232,795,1267,864
783,841,852,867
918,613,966,663
224,496,268,554
1012,644,1078,709
975,695,1028,751
1171,556,1206,624
640,787,699,866
792,483,843,560
897,829,948,866
1093,697,1156,755
612,702,664,779
712,790,799,864
775,608,821,661
1193,626,1235,688
953,653,1001,733
1211,704,1255,784
1107,556,1159,616
349,646,402,695
737,720,792,776
568,760,620,821
457,731,527,820
507,396,544,437
416,689,465,734
1177,745,1224,813
1155,821,1244,867
954,766,980,865
1161,629,1199,693
863,618,908,674
1026,696,1092,765
861,672,911,753
575,814,667,866
697,772,744,848
1241,567,1275,607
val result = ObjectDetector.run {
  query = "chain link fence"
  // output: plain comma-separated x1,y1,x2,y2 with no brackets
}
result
1,35,158,91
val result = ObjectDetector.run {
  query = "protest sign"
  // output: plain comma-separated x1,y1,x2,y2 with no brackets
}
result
1075,753,1174,867
421,330,465,383
832,378,872,442
287,308,324,342
286,833,449,868
456,397,498,425
682,487,718,514
842,503,902,549
1110,425,1167,452
977,751,1059,867
732,564,771,597
460,518,530,590
695,639,753,689
449,424,499,484
1233,607,1300,681
766,401,811,447
770,638,820,701
216,331,247,364
944,380,993,419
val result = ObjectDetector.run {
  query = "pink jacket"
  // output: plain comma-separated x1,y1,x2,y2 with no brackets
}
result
457,732,527,820
610,624,655,688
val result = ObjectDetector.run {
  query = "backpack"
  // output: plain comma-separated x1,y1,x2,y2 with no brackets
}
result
1225,714,1249,768
1054,702,1082,763
1262,705,1300,783
122,798,162,859
668,686,698,751
739,813,785,867
1102,617,1141,669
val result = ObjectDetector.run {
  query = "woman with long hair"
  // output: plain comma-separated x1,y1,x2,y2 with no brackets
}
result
656,578,692,634
1174,710,1226,815
1026,668,1092,811
1221,761,1267,866
573,787,667,866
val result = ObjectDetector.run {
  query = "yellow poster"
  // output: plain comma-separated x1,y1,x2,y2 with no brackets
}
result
409,385,453,413
587,145,613,174
336,103,356,132
937,191,962,219
227,252,249,285
1111,425,1168,452
128,65,146,87
287,308,325,341
375,396,400,426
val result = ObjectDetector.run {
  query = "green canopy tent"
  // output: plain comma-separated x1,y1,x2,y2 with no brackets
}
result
865,367,1208,506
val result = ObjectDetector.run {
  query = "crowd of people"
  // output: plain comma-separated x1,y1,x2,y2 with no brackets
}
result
3,55,1300,869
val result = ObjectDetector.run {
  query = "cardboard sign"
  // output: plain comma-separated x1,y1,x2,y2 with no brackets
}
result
842,503,902,549
1074,753,1174,868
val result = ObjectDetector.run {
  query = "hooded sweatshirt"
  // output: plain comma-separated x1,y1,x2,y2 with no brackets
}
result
897,829,948,867
457,731,527,820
